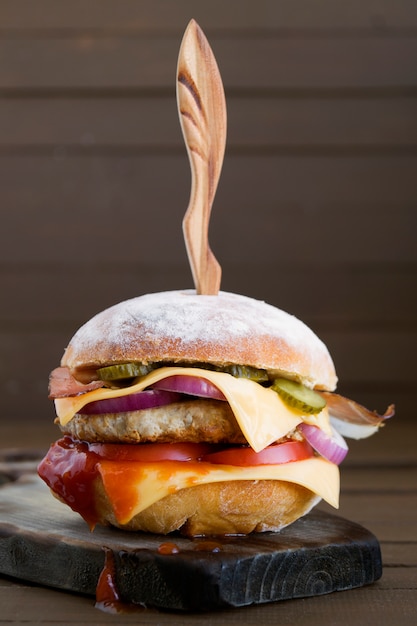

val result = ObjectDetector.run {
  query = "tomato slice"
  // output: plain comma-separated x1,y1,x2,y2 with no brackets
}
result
88,441,214,462
201,440,314,466
87,440,313,465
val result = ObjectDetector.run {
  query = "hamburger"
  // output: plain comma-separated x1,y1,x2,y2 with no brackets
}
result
38,289,394,537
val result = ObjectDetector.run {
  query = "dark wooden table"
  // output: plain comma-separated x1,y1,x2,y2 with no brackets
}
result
0,415,416,625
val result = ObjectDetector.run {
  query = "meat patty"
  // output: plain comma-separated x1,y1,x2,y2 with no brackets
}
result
59,399,246,444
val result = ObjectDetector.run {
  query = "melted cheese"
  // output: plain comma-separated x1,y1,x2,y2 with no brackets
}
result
55,367,331,453
98,456,340,524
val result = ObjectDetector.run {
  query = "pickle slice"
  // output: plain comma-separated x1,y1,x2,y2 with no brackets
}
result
221,364,269,382
97,362,154,381
271,378,326,414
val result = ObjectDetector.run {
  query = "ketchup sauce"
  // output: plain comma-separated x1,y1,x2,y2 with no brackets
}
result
38,437,214,528
193,540,223,553
157,542,180,555
95,548,147,614
38,438,227,615
38,436,101,528
95,548,122,613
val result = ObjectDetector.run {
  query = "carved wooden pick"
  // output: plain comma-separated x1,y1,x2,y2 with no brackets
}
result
177,19,227,295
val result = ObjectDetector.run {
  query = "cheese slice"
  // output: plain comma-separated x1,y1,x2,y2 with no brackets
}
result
55,367,331,453
98,456,340,525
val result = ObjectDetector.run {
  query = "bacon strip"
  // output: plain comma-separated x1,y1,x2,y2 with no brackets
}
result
319,392,395,426
49,367,105,399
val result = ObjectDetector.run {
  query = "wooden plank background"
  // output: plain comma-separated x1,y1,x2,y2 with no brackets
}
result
0,0,416,428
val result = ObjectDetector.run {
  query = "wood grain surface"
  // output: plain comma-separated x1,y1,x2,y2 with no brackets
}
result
1,0,415,424
177,19,225,295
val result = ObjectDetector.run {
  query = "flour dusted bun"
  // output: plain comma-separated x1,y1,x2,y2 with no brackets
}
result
93,477,321,537
62,290,337,391
41,288,341,538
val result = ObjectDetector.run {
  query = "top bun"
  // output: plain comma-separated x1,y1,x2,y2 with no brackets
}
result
62,290,337,391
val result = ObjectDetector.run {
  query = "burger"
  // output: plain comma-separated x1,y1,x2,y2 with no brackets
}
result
38,289,394,537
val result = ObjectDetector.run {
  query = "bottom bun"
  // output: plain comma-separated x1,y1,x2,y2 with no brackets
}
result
94,479,321,537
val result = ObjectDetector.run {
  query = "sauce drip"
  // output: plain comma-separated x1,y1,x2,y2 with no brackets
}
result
95,548,122,613
38,437,214,528
193,540,223,552
95,548,145,614
37,436,100,528
158,542,180,555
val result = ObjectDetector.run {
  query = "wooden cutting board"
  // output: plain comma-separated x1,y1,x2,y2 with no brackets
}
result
0,471,382,612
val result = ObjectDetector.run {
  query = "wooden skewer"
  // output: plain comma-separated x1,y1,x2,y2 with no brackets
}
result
176,19,227,295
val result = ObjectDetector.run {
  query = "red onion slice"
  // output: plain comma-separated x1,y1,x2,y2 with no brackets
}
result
79,389,181,415
151,375,226,401
298,422,348,465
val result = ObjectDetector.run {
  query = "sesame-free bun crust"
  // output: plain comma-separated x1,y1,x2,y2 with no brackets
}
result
92,477,321,536
62,290,337,390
